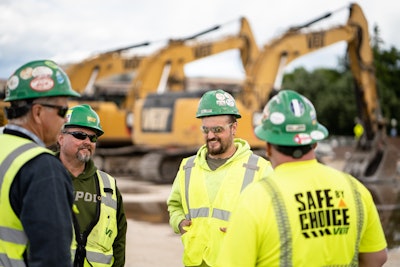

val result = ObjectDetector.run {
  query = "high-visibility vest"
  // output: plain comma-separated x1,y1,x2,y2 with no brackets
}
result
71,170,118,267
180,153,263,266
260,175,363,266
0,135,52,267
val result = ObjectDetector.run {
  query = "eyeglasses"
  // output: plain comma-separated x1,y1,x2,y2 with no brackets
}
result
34,103,69,118
201,123,233,134
63,131,98,143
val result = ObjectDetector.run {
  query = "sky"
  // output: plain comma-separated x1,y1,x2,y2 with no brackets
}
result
0,0,398,80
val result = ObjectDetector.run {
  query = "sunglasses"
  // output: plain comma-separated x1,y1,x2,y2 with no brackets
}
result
35,103,69,118
63,131,98,143
201,123,233,134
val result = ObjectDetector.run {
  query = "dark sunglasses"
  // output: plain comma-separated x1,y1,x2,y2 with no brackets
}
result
63,131,98,143
35,103,69,118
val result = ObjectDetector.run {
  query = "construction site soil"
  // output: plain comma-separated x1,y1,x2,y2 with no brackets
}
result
119,138,400,266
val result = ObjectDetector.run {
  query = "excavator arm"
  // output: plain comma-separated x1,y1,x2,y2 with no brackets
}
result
65,42,150,95
241,3,374,111
123,17,259,110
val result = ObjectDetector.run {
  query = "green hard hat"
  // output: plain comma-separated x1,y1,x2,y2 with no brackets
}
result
64,104,104,136
4,59,80,102
196,89,241,118
254,90,328,146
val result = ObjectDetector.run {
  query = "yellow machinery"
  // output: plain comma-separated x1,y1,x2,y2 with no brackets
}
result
59,17,259,148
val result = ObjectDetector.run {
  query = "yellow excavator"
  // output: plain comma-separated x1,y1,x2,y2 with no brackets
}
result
55,17,257,149
62,17,260,173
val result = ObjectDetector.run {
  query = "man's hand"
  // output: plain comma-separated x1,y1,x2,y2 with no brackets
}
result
178,219,192,234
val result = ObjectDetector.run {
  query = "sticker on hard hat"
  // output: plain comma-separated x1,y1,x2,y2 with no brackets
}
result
269,112,285,124
286,124,306,132
30,77,54,91
311,130,325,140
294,133,312,145
215,92,235,107
65,110,73,122
20,67,33,80
32,66,53,77
56,71,65,84
87,116,97,123
7,76,19,90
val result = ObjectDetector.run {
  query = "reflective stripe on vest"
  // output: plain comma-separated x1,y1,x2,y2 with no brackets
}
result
0,140,49,267
346,175,364,266
70,249,113,266
98,171,117,210
183,153,260,221
0,253,26,267
261,179,293,267
261,175,364,266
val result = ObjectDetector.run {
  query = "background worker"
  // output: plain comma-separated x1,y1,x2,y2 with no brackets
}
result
57,104,127,267
217,90,387,267
0,59,80,266
167,89,273,267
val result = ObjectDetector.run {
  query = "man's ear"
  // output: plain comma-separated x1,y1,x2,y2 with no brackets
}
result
30,104,43,124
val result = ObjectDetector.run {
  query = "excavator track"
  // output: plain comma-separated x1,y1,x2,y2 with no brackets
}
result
139,150,195,184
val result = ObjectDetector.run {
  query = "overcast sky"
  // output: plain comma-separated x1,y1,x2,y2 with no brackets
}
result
0,0,398,80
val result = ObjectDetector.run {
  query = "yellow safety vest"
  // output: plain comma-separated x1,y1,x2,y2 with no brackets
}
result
260,174,363,266
71,170,118,267
180,153,263,266
0,135,52,267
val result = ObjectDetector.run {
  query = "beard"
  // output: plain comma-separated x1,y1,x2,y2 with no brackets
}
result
76,146,92,163
207,136,230,156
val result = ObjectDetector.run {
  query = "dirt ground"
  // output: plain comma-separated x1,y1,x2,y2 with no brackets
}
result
124,219,400,267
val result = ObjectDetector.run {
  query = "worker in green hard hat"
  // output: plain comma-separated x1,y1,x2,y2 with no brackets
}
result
167,89,273,267
57,104,127,267
0,59,80,266
217,89,387,267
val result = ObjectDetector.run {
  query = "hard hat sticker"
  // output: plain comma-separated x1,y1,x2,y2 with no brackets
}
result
294,133,312,145
7,75,19,90
56,71,65,84
215,92,236,107
20,67,33,80
87,116,97,123
32,66,53,77
310,130,325,140
270,112,285,125
30,77,54,91
65,110,73,122
216,100,227,106
215,92,225,100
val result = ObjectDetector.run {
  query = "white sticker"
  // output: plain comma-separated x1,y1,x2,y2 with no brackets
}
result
32,66,53,77
215,92,225,100
269,112,285,124
7,75,19,90
311,130,325,140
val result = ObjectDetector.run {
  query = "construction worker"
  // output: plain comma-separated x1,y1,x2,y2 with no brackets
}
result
167,89,273,267
0,59,80,266
217,90,388,267
57,104,127,267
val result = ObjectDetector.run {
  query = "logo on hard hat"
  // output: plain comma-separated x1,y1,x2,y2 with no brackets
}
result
87,116,97,123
